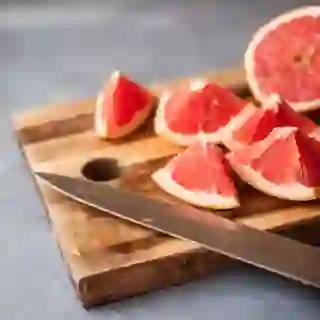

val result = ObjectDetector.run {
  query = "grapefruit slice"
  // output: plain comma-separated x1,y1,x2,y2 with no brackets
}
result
154,79,255,146
94,71,154,139
151,140,239,209
245,6,320,112
226,126,320,201
222,93,318,150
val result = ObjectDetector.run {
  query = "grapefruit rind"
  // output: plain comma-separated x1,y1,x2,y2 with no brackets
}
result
152,168,240,209
245,6,320,112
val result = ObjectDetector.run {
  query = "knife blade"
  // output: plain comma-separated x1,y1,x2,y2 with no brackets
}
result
36,171,320,289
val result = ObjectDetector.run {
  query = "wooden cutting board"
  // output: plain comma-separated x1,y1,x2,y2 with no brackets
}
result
12,66,320,308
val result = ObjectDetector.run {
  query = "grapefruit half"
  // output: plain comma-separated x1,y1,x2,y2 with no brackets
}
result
154,79,255,146
245,6,320,112
222,93,318,150
226,126,320,201
94,71,154,139
152,140,239,209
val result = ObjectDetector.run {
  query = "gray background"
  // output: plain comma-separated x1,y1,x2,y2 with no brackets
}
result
2,0,320,319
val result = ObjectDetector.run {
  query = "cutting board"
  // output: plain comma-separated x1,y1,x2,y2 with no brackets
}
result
12,66,320,308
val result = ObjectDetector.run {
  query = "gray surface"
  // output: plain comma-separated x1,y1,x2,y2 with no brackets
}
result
2,0,320,319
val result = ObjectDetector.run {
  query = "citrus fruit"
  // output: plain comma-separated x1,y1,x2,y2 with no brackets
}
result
226,126,320,201
151,140,239,209
94,71,154,139
245,6,320,112
154,78,255,146
222,93,317,150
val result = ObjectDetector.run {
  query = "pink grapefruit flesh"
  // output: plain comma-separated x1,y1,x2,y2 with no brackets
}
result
222,93,318,150
245,6,320,112
154,79,255,146
94,71,154,139
152,140,239,209
226,126,320,201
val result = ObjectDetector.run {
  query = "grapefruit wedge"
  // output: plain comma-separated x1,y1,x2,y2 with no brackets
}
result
94,71,154,139
222,93,318,150
245,6,320,112
154,79,255,146
227,126,320,201
152,140,239,209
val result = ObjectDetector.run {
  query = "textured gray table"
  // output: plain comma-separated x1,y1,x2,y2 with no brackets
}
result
2,1,320,319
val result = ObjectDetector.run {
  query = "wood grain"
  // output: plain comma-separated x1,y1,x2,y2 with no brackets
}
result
12,66,320,308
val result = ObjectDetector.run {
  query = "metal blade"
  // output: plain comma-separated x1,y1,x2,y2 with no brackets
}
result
36,171,320,289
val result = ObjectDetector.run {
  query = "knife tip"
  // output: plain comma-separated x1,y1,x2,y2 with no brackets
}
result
34,171,49,178
34,171,60,183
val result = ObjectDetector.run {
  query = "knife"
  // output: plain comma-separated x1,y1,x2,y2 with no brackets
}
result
36,171,320,289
